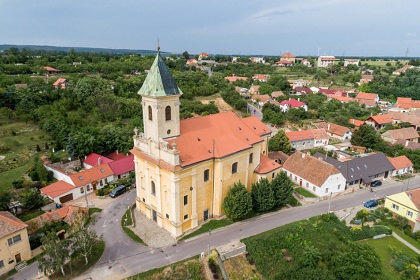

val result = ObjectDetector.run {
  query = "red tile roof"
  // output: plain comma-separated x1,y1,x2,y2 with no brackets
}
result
251,94,270,103
84,153,114,167
255,154,281,174
108,154,134,176
349,119,365,127
164,112,269,167
53,78,67,86
44,66,60,72
405,188,420,211
331,95,353,102
271,91,284,98
368,114,393,125
294,87,312,94
385,127,419,141
275,60,292,65
107,151,129,161
356,92,378,100
312,128,328,140
41,180,75,198
286,130,314,141
69,164,114,187
225,75,248,83
0,211,28,239
281,52,296,58
387,156,413,170
280,98,306,108
314,121,350,137
318,88,336,95
283,152,340,187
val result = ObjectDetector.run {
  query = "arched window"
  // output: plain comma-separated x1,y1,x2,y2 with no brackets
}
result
148,105,153,121
249,153,253,163
151,181,156,196
232,162,238,174
165,106,171,121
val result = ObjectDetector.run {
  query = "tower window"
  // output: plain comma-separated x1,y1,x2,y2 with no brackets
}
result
249,153,253,163
184,195,188,205
151,181,156,196
204,169,210,182
165,106,171,121
232,162,238,174
148,105,153,121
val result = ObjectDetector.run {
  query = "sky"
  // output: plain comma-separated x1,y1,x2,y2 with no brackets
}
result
1,0,419,57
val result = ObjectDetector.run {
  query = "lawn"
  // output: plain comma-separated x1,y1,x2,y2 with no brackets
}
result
19,209,44,221
362,236,418,280
180,219,233,241
122,208,133,226
223,253,262,280
387,225,420,251
294,187,317,198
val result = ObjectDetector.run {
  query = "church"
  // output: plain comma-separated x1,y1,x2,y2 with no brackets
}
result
131,48,281,238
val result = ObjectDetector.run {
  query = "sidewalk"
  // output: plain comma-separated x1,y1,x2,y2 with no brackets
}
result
392,232,420,254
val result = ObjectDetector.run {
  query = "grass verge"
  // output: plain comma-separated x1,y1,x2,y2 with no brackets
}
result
387,225,420,250
122,209,133,226
361,236,418,280
19,209,44,222
122,226,147,246
180,219,233,241
294,187,317,198
88,207,102,215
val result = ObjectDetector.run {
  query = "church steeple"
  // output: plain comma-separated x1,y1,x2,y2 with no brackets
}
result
139,47,182,143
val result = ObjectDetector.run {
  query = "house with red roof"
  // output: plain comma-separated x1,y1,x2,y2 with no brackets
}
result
83,153,114,169
388,156,413,176
282,152,346,198
313,121,352,141
108,154,135,181
317,56,335,67
384,188,420,232
224,74,248,83
301,59,312,67
274,60,292,67
252,74,269,82
355,92,379,108
393,65,414,75
280,52,296,63
251,94,270,106
53,78,68,89
381,127,419,144
285,128,328,151
43,66,62,75
365,114,393,130
394,97,420,112
279,98,308,112
131,50,281,238
0,212,31,274
198,52,209,60
349,119,365,128
293,87,312,95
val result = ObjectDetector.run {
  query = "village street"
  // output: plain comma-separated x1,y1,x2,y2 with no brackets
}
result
14,176,419,280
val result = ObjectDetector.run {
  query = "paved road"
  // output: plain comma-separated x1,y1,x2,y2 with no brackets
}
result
15,177,419,280
247,103,262,120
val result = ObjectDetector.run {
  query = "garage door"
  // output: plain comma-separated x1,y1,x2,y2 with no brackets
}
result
59,193,73,203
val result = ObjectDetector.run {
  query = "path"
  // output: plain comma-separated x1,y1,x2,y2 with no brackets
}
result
392,232,420,254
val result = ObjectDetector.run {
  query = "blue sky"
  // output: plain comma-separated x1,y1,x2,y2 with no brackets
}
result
1,0,419,57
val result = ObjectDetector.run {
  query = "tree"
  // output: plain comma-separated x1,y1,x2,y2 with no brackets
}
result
71,212,102,265
22,188,44,210
38,231,71,276
271,171,294,207
182,51,190,60
251,178,276,212
350,125,383,150
223,182,253,221
269,130,292,153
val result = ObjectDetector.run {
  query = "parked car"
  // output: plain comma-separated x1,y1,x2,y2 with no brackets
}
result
370,180,382,187
364,200,378,208
109,185,126,198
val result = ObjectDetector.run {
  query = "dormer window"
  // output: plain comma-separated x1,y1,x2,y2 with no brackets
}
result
79,176,83,180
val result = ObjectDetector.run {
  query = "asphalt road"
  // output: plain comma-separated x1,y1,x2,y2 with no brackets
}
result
14,176,419,280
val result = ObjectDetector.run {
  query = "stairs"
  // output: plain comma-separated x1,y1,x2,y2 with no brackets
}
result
15,261,27,271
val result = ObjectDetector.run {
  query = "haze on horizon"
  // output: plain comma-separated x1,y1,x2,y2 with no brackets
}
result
1,0,419,57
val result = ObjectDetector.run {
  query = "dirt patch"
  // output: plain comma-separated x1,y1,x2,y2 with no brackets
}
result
223,253,262,280
201,97,234,113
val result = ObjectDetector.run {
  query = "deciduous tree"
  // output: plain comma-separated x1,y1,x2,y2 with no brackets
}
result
38,232,71,276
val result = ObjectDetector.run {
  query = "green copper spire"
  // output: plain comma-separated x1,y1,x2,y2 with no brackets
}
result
138,47,183,97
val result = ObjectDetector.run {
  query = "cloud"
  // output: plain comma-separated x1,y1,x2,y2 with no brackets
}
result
406,32,417,38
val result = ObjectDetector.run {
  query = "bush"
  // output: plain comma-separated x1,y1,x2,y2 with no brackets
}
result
391,255,410,272
350,225,392,241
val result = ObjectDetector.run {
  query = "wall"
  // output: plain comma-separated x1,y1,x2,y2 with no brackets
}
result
0,229,31,276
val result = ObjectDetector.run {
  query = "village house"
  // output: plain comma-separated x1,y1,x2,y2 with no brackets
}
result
393,65,414,75
317,56,335,68
0,212,31,275
313,121,352,141
252,74,269,82
280,52,296,63
387,156,413,176
381,127,419,144
385,189,420,232
279,98,308,112
249,85,260,95
293,87,312,95
83,153,114,169
344,59,359,67
315,152,395,189
268,151,289,165
282,152,346,198
301,59,312,67
52,78,68,89
250,57,265,64
349,119,365,128
224,74,248,83
387,111,420,131
355,92,379,108
394,139,420,150
271,91,284,98
198,52,209,60
359,74,374,84
274,60,293,67
393,97,420,112
43,66,62,75
286,129,328,151
251,94,270,107
365,114,393,130
131,50,281,238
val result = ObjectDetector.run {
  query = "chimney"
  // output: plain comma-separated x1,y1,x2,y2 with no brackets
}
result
116,150,119,155
408,193,412,199
405,140,409,147
327,123,331,131
302,153,305,158
98,157,102,165
298,98,300,101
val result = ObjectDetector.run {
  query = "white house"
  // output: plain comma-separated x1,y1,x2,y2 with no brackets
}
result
282,151,346,198
317,56,335,68
388,156,414,176
279,98,308,112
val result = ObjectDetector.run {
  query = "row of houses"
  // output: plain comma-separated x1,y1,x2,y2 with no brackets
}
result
40,152,134,204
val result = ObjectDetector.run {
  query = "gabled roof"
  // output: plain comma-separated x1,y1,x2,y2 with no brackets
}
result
271,91,284,98
279,98,306,108
319,56,335,61
251,94,270,103
405,189,420,211
349,119,365,127
44,66,60,72
138,50,183,97
69,164,114,187
318,88,336,95
294,87,312,94
268,151,289,164
383,127,419,141
0,211,28,239
367,114,393,125
314,152,394,183
356,92,378,100
275,60,292,65
53,78,67,86
225,75,248,83
255,154,281,174
312,128,329,140
313,121,350,137
162,112,269,167
387,156,413,170
252,74,268,81
282,152,341,187
84,153,114,167
108,154,134,176
286,130,314,141
394,139,420,150
41,180,75,198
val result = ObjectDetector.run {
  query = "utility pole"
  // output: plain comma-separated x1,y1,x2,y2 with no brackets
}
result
84,184,89,208
207,230,212,255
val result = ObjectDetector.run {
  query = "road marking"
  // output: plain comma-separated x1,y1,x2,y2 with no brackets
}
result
102,219,107,228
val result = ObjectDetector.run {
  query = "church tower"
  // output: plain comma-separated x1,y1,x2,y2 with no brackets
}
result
138,47,182,145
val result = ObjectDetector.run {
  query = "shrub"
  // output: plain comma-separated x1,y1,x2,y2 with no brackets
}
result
350,225,392,241
391,255,410,272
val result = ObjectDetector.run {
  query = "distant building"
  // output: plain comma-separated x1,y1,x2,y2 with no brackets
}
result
53,78,68,89
250,57,265,64
279,98,308,112
280,52,296,63
365,114,393,130
43,66,62,75
355,92,379,108
225,74,248,83
393,65,414,75
317,56,335,68
301,59,312,67
381,127,419,144
344,59,359,67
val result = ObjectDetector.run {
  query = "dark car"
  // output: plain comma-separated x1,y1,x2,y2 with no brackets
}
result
370,180,382,187
364,200,378,208
109,185,126,198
